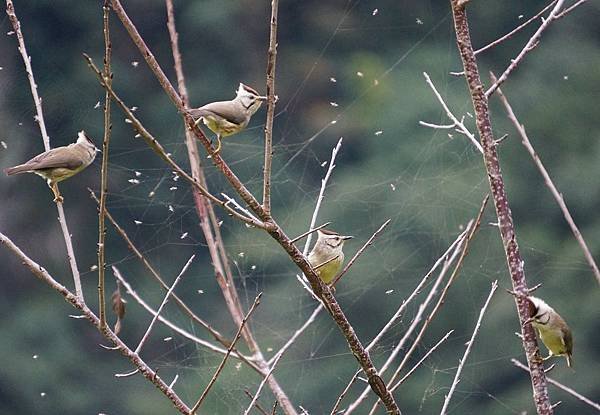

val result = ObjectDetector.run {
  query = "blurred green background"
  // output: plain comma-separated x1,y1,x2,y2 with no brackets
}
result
0,0,599,414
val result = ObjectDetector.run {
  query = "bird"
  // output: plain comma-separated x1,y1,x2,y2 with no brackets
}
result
188,83,268,154
525,296,573,368
4,131,99,203
307,229,353,284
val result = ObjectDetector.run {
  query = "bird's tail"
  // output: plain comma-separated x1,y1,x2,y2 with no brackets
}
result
4,165,30,176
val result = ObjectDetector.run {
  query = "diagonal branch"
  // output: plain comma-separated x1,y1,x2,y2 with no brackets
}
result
450,1,553,412
493,77,600,285
485,0,566,98
263,0,279,215
134,255,194,355
0,231,191,414
98,0,113,328
440,280,498,415
191,293,263,413
6,0,84,301
511,359,600,412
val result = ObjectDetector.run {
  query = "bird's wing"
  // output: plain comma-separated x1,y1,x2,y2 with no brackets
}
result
19,146,83,170
561,326,573,351
190,101,247,126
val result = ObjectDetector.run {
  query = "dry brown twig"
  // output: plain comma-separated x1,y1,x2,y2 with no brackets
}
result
263,0,279,215
97,0,112,329
440,280,498,415
493,76,600,285
421,72,483,154
485,0,566,98
134,255,194,355
450,0,553,412
511,359,600,412
0,232,191,414
191,293,263,413
5,0,84,301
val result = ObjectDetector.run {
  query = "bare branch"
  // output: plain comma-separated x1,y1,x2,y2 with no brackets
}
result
97,0,113,329
134,255,194,355
6,0,84,300
450,1,553,411
391,330,454,390
422,72,483,153
474,1,557,55
289,222,331,244
512,359,600,412
263,0,279,215
493,76,600,285
191,293,263,413
485,0,566,98
0,232,191,414
440,281,498,415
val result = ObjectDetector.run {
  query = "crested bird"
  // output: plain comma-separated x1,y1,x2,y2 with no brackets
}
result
307,229,353,284
188,83,268,154
4,131,98,203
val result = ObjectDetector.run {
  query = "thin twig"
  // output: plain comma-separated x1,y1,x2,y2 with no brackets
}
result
440,281,498,415
511,359,600,412
303,138,343,255
191,293,263,413
451,1,553,412
244,390,271,415
493,76,600,285
98,0,112,329
391,330,454,390
485,0,566,98
6,0,84,300
331,219,391,286
0,232,191,414
134,255,194,355
290,222,331,244
422,72,483,154
263,0,279,215
474,1,557,55
330,369,361,415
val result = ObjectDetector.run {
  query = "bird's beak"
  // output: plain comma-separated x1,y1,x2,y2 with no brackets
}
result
256,95,269,102
341,235,354,240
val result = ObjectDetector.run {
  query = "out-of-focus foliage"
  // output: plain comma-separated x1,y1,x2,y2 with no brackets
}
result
0,1,599,414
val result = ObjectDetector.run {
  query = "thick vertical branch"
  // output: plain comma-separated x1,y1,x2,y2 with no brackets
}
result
97,0,112,328
262,0,279,215
449,1,553,413
5,0,84,300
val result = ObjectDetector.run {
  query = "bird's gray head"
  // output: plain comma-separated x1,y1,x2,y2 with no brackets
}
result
235,83,267,116
77,130,100,154
315,229,353,252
